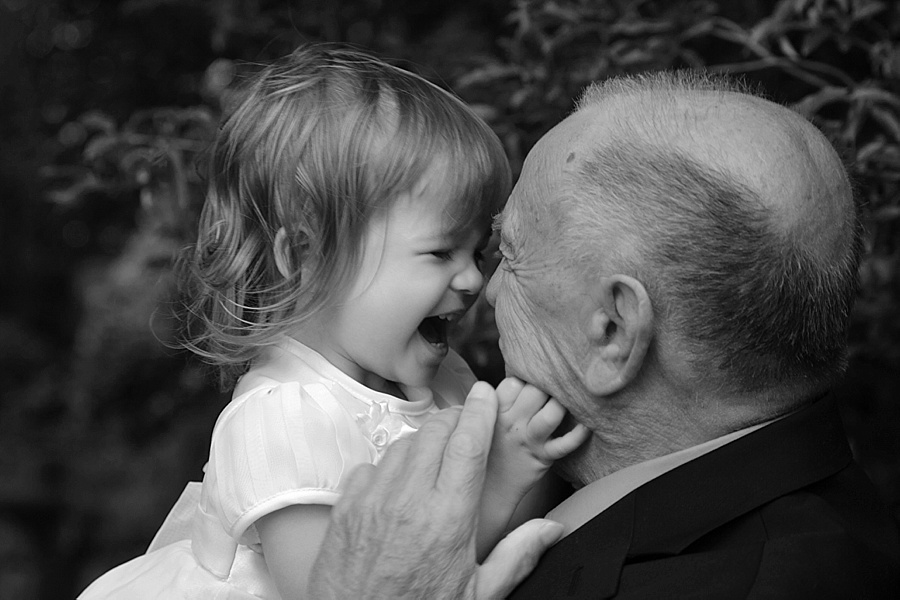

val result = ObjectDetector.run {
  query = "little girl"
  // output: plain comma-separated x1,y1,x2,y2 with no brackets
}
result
79,45,587,599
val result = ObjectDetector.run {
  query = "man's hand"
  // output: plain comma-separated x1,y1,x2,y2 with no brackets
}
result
308,381,565,599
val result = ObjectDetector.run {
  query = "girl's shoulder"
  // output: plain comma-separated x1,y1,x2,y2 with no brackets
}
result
209,336,381,458
201,378,374,544
214,378,369,448
205,380,375,507
221,336,365,417
230,337,326,396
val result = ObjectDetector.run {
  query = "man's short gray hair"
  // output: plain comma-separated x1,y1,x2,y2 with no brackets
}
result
564,71,862,395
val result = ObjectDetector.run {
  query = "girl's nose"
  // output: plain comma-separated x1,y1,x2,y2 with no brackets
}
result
452,258,484,295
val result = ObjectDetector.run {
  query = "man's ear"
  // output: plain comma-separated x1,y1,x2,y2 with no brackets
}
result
581,274,654,396
273,227,311,280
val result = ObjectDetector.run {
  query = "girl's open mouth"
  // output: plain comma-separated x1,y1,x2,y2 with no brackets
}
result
417,315,449,347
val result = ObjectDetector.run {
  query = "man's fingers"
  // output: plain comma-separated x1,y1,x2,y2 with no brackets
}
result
401,406,463,486
362,407,460,498
437,381,498,502
475,519,564,599
362,431,416,499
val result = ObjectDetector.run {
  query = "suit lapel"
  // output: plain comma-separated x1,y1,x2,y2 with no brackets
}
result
508,493,635,599
628,394,852,556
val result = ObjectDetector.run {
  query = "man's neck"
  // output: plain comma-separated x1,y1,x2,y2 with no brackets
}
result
560,393,781,485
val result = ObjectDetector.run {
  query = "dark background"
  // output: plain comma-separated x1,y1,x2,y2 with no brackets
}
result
1,1,898,597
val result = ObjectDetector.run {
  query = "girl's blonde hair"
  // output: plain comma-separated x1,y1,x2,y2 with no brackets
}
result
179,45,511,385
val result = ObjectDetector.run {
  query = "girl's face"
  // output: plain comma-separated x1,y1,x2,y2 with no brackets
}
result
296,172,490,395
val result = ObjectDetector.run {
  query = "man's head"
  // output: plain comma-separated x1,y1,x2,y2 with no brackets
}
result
486,71,861,475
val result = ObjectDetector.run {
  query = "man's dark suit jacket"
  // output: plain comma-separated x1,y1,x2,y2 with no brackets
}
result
509,395,900,599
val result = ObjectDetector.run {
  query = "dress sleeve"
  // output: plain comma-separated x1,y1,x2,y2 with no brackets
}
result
201,382,375,543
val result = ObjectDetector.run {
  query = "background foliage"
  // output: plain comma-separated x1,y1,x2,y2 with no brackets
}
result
1,0,897,597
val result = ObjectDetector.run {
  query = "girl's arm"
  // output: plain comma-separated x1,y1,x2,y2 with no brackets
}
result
476,379,590,561
257,504,332,597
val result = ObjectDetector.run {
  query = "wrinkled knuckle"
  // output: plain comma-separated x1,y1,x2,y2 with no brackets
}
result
386,491,421,522
446,430,488,461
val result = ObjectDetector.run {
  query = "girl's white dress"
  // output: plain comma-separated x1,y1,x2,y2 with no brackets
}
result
78,336,475,599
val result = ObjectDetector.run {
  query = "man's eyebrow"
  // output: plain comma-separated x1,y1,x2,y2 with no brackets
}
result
491,212,504,233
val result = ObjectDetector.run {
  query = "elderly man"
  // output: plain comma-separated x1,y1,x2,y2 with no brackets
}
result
310,72,900,598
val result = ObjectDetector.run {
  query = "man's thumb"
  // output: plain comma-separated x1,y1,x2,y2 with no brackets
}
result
474,519,563,599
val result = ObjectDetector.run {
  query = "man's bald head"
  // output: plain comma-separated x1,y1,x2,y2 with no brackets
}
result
552,72,860,401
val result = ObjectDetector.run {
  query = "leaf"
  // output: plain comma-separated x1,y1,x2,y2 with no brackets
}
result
748,16,774,45
119,146,163,175
852,1,887,22
857,140,887,163
869,106,900,144
884,47,900,79
778,35,800,59
79,111,117,134
455,64,519,88
45,172,103,205
507,1,532,36
872,205,900,222
469,103,499,122
83,135,122,162
509,87,531,109
850,87,900,110
541,1,580,23
800,28,830,56
608,20,673,37
615,48,656,68
791,86,849,116
844,101,866,142
792,0,812,14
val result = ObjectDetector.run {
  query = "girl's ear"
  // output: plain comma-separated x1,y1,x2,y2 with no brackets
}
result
273,227,311,280
581,274,654,396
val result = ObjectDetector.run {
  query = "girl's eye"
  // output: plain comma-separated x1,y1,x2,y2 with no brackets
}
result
431,250,453,261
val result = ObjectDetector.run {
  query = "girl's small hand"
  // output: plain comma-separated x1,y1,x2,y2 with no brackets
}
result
476,378,589,560
495,377,590,466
